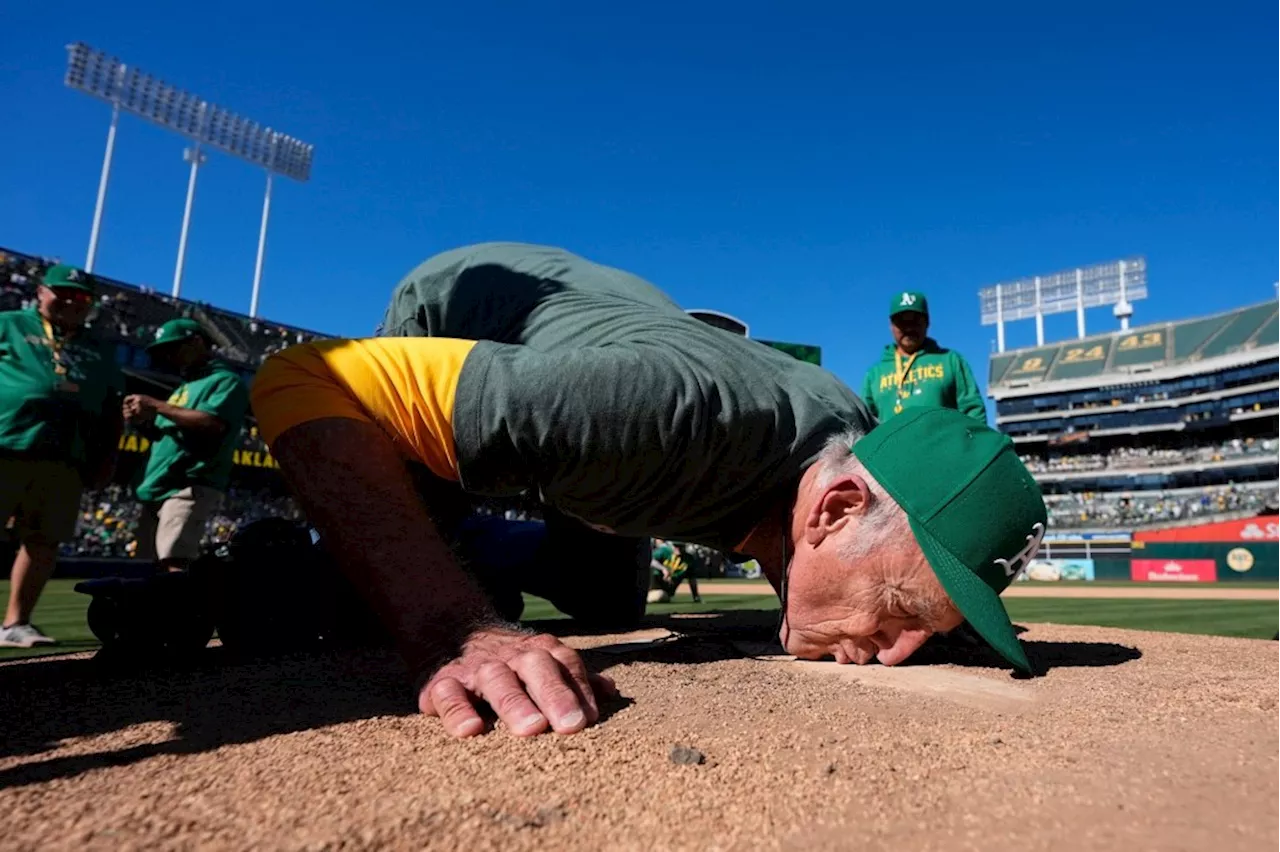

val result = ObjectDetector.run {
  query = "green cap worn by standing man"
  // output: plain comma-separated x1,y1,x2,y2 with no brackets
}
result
146,317,208,350
861,290,987,423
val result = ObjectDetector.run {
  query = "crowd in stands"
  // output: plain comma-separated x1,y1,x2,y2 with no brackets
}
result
1045,482,1277,529
56,486,304,559
1022,437,1278,475
1,249,322,367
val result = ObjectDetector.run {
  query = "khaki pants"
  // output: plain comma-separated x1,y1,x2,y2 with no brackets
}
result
0,459,83,545
136,486,224,562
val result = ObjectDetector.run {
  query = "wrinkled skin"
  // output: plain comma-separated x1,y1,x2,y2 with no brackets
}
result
775,464,964,666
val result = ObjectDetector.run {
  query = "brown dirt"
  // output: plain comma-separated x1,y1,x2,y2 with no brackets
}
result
1,613,1276,851
706,582,1280,600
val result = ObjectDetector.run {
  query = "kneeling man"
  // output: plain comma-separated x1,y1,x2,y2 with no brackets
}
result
251,243,1046,739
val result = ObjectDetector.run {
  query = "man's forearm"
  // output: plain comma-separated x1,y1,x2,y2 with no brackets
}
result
271,417,502,674
154,403,227,437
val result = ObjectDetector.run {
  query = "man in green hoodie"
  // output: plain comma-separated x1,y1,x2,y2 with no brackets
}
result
860,291,987,424
125,319,249,572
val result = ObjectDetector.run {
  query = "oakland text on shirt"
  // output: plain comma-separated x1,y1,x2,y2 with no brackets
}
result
878,363,946,391
116,432,279,469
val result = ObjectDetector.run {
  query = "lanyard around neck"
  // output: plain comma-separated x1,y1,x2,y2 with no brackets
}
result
40,316,69,376
894,348,921,391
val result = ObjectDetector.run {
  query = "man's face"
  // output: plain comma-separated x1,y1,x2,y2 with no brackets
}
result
780,476,964,666
150,337,206,373
890,311,929,355
37,285,94,331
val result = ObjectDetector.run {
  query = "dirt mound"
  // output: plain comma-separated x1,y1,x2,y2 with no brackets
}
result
1,614,1275,851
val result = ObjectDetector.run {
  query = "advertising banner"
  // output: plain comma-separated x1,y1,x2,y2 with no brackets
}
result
1016,559,1095,582
1130,558,1217,583
1134,517,1279,544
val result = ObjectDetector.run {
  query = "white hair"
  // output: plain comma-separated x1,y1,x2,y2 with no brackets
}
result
816,429,952,629
816,429,912,562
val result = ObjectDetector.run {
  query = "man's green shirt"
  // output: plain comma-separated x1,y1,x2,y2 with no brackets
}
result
0,309,123,464
382,242,875,551
859,339,987,424
135,362,249,502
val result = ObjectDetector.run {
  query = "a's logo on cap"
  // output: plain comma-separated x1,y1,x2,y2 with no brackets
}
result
67,269,83,283
994,522,1046,580
900,292,916,306
155,328,165,341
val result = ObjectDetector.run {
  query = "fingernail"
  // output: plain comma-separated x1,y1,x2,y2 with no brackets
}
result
558,710,585,729
459,718,485,735
517,713,545,732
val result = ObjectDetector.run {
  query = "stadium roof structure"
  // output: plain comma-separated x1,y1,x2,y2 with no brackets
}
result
988,299,1278,400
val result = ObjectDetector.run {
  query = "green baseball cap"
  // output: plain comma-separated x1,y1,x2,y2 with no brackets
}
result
147,318,210,350
42,263,95,293
853,407,1047,672
889,291,928,317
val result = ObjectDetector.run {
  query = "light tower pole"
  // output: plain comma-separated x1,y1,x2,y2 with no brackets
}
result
85,100,121,273
172,144,206,298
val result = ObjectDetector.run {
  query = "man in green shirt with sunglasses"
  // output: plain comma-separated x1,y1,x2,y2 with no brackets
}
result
0,264,123,648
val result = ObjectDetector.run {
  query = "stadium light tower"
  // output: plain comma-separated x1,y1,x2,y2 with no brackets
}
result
64,43,314,315
978,258,1148,352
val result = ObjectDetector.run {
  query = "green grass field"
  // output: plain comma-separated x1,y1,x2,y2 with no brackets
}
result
1,578,1275,661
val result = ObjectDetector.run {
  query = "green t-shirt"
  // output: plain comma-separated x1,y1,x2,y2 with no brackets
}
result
381,242,874,551
0,309,123,464
859,340,987,424
134,362,249,502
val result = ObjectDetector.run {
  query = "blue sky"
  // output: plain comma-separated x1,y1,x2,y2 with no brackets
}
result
1,1,1274,397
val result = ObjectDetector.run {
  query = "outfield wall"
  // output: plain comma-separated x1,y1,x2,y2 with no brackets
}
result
1130,515,1279,583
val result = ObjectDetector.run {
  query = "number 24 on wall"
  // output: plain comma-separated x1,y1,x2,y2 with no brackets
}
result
1062,345,1106,363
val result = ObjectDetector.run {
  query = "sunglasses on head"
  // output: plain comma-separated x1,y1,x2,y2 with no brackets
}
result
51,288,95,304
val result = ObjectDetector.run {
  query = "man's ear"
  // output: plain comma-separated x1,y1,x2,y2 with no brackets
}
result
804,474,872,545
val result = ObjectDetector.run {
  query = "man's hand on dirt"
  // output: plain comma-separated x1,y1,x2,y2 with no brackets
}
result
419,626,617,738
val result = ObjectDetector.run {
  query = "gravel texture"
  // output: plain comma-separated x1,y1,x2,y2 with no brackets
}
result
1,611,1275,851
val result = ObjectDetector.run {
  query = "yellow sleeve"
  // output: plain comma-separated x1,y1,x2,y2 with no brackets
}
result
250,337,477,482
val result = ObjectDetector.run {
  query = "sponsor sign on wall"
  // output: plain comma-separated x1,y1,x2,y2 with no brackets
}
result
1134,517,1279,544
1130,558,1217,583
1016,559,1096,582
1225,548,1256,573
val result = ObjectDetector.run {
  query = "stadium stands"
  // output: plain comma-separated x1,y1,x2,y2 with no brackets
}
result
60,485,304,559
990,300,1278,390
991,298,1279,530
1,248,328,369
1044,481,1276,530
